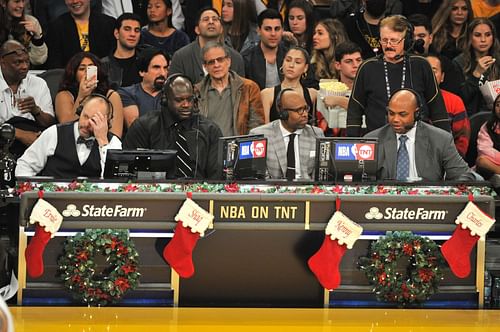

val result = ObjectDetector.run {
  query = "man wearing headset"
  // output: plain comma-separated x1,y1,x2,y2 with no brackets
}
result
15,94,121,178
346,15,451,137
249,89,324,180
364,89,476,182
123,74,222,179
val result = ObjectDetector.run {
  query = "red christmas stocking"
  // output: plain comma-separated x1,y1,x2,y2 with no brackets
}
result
25,224,52,278
440,201,495,278
163,197,213,278
25,198,63,278
308,237,347,290
308,210,363,290
163,223,200,278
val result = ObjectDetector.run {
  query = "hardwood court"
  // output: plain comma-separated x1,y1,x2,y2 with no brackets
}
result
9,307,500,332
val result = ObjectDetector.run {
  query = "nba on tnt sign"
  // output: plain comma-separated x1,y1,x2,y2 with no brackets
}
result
335,143,375,161
239,140,267,159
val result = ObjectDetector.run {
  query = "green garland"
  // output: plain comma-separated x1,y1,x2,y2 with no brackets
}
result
58,229,140,306
358,231,445,306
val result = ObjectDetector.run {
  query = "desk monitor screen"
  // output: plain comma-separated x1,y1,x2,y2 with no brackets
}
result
315,137,378,182
218,134,267,180
104,149,177,180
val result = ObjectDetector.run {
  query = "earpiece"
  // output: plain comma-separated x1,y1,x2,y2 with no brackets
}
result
397,15,415,51
275,88,295,121
76,93,114,128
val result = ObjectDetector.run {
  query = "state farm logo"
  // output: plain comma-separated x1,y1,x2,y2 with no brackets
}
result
61,204,147,218
62,204,81,217
365,207,383,220
364,207,448,221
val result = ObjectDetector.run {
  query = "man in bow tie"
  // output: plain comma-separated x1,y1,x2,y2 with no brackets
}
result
15,94,122,178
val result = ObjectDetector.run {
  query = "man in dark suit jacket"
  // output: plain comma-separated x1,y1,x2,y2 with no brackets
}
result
250,89,324,180
46,0,115,68
365,89,476,182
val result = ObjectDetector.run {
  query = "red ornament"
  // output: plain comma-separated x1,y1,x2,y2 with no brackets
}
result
121,265,136,274
418,268,434,282
224,183,240,193
114,277,130,292
403,243,413,256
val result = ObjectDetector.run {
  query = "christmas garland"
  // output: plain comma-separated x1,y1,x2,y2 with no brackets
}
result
358,231,445,306
58,229,140,306
16,180,494,197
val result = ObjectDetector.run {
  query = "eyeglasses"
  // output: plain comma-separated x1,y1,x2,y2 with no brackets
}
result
204,56,228,66
1,48,29,58
283,105,310,114
380,38,404,46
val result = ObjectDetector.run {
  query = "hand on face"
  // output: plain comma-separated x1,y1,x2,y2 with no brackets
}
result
88,111,108,143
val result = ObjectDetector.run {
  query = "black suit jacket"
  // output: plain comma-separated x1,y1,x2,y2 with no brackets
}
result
242,43,287,90
46,11,115,69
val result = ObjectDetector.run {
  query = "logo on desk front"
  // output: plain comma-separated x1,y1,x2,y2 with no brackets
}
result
61,204,147,218
364,206,448,221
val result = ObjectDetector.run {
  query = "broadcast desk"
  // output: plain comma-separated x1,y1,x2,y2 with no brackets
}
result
16,182,495,308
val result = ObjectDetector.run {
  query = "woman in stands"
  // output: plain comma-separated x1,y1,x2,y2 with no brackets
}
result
454,17,500,115
283,0,316,54
431,0,473,60
221,0,259,54
476,93,500,183
310,18,349,83
0,0,47,66
139,0,190,58
261,46,317,123
55,52,124,138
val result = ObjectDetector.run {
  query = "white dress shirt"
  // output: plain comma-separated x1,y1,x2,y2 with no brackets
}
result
0,69,54,123
101,0,133,18
279,122,303,180
396,126,420,181
15,122,122,178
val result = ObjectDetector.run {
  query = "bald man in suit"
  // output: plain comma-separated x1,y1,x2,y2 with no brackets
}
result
250,89,324,180
365,89,476,182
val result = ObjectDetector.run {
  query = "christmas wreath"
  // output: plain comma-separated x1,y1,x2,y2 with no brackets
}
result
58,229,140,306
358,231,445,306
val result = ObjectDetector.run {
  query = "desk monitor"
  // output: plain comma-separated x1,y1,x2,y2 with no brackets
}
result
218,134,267,180
315,137,378,182
104,149,177,180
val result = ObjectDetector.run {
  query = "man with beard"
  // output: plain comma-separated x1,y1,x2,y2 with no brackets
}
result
169,7,244,84
346,15,451,136
15,94,121,178
249,89,324,181
0,40,55,158
101,13,142,89
341,0,394,59
118,47,169,128
124,75,222,179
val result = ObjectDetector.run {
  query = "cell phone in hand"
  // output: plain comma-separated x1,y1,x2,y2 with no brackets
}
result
86,65,98,81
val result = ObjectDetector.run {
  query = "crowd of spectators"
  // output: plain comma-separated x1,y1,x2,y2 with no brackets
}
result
1,0,500,184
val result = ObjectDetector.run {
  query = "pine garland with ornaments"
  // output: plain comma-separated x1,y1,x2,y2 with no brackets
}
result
358,231,445,306
58,229,140,306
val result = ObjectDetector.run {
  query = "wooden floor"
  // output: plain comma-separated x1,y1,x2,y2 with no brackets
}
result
9,307,500,331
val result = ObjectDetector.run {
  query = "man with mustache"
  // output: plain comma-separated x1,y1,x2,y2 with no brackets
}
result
118,47,169,128
124,74,222,179
346,15,451,137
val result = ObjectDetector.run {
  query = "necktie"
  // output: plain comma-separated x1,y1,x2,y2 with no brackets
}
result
286,133,296,181
176,127,193,177
76,136,94,149
396,135,409,181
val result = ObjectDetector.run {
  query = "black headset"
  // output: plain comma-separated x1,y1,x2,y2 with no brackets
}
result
161,73,199,109
398,15,415,51
275,88,295,121
75,93,114,128
389,87,424,121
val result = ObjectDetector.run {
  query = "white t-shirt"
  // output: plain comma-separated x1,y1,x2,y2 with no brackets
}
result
0,69,54,123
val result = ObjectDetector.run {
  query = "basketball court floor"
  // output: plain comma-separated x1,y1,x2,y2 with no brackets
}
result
9,307,500,331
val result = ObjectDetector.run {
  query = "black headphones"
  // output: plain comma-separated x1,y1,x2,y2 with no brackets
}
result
75,93,114,128
389,88,424,121
275,88,295,121
398,15,415,51
161,73,198,108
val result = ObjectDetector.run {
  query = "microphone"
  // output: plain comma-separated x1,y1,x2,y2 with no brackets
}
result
413,39,425,55
394,53,404,61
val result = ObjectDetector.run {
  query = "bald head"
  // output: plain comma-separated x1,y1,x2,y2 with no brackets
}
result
387,89,420,134
279,89,309,132
0,40,30,84
0,40,27,57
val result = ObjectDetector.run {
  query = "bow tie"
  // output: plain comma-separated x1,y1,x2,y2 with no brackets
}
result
76,136,95,149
